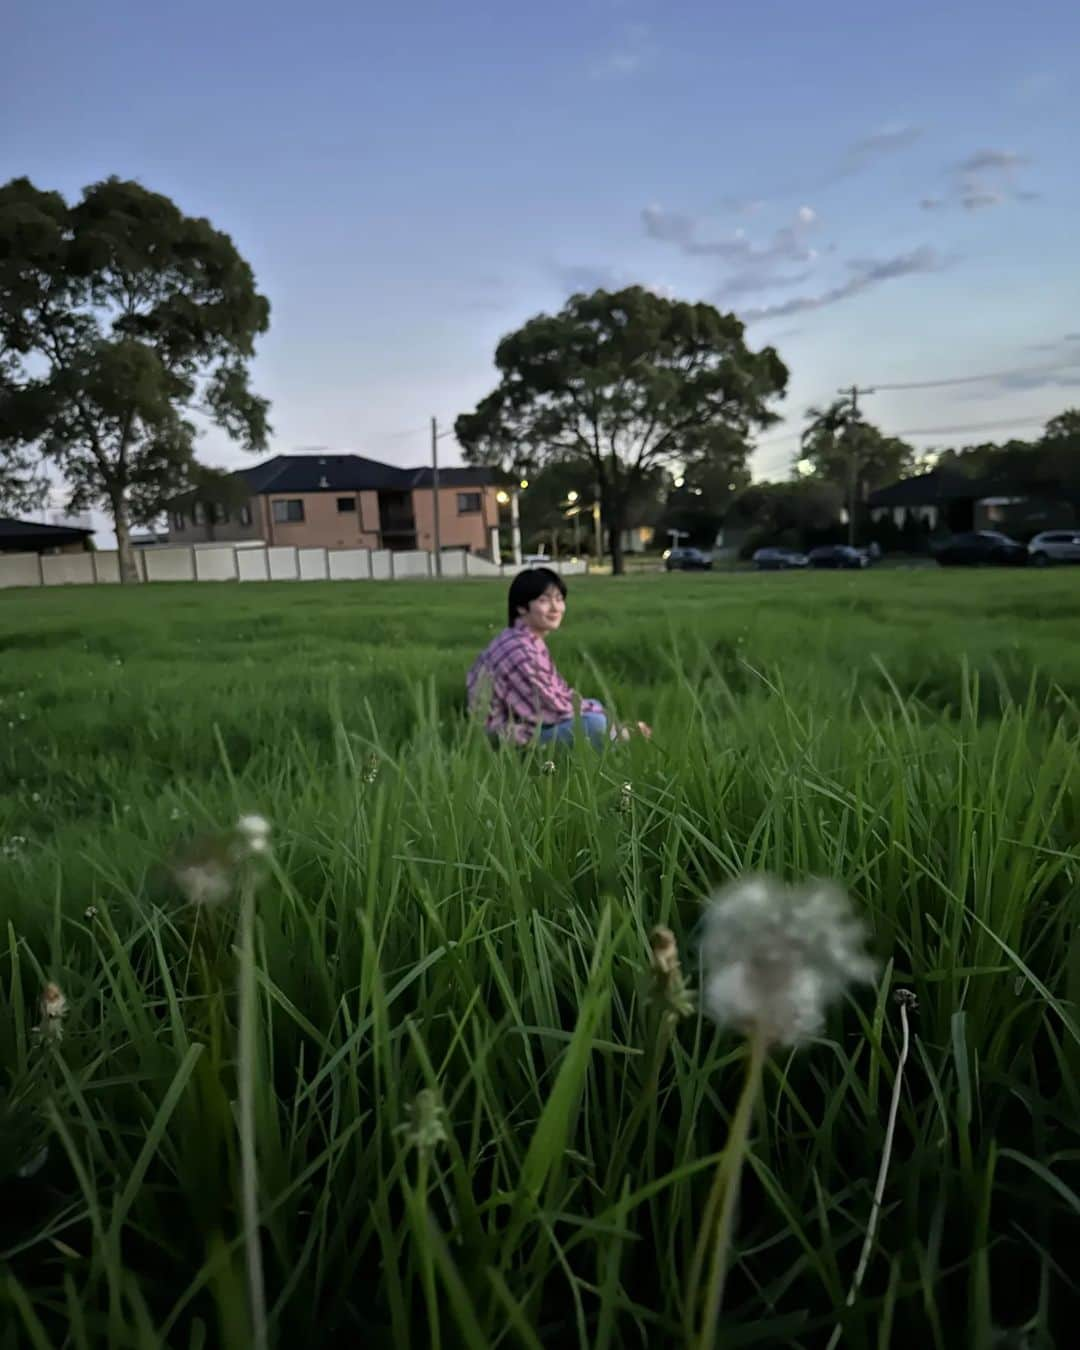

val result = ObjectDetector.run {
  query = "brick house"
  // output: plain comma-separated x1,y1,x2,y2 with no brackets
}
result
166,454,504,555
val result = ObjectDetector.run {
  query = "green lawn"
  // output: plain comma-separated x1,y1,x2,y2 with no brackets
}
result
2,570,1079,1348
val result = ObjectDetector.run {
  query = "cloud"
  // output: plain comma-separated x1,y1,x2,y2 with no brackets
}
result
644,202,828,301
642,203,819,266
956,148,1030,174
847,124,924,159
920,147,1036,212
590,24,652,78
740,246,943,322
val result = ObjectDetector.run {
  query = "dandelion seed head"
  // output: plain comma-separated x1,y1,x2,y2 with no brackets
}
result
175,859,232,906
236,813,271,841
700,876,876,1047
84,905,99,921
540,760,556,776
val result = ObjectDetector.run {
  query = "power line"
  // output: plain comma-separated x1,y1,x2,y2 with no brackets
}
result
884,415,1049,438
870,360,1080,392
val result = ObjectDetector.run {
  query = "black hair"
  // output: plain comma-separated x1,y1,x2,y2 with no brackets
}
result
507,567,567,628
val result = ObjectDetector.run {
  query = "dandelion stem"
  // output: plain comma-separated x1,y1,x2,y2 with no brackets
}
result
825,992,914,1350
687,1025,769,1349
237,877,268,1350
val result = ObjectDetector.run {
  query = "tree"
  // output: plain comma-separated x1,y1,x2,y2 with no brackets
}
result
455,287,787,574
725,478,844,553
0,177,270,580
799,400,914,543
1043,409,1080,445
179,463,253,542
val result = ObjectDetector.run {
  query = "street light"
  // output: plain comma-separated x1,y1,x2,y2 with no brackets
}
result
566,490,579,503
495,483,525,565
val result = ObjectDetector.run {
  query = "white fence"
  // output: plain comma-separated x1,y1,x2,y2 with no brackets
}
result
0,545,588,591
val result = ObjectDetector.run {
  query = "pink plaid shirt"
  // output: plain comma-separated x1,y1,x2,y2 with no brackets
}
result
467,622,604,745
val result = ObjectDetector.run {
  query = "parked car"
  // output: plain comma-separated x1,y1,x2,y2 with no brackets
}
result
932,531,1028,567
752,547,808,571
807,545,869,570
1028,530,1080,566
664,546,713,571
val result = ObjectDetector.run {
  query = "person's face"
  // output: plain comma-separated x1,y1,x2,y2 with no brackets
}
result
522,585,566,634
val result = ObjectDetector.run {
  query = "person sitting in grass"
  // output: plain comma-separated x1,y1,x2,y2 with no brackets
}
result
467,567,651,748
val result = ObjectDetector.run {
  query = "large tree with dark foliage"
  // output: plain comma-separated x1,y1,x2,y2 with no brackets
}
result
456,286,787,574
0,177,270,579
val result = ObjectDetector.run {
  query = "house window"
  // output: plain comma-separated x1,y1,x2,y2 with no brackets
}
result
171,512,184,532
192,502,206,525
272,499,305,523
337,497,356,513
457,492,482,514
212,502,229,524
238,504,252,526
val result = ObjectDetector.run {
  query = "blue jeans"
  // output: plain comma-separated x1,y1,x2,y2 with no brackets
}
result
538,711,608,750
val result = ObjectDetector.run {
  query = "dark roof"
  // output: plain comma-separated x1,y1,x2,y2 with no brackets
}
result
866,469,1080,509
0,516,93,543
167,455,502,504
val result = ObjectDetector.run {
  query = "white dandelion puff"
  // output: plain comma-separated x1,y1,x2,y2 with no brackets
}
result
235,814,272,855
699,875,877,1048
174,859,232,906
540,760,557,776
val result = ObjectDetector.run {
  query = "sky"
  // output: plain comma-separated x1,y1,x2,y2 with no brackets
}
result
4,0,1080,539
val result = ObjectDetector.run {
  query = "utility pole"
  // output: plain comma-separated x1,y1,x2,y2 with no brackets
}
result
837,384,875,547
430,417,443,577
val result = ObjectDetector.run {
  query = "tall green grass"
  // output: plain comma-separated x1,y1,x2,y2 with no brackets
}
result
1,572,1079,1347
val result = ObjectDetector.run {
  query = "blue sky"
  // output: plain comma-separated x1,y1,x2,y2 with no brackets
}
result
5,0,1079,506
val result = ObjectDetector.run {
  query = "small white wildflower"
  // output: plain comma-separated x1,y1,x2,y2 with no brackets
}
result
618,781,633,814
174,860,232,906
364,754,380,784
540,760,556,776
41,983,67,1021
396,1088,449,1155
35,982,68,1044
699,876,877,1048
169,807,183,822
649,926,695,1021
84,905,99,922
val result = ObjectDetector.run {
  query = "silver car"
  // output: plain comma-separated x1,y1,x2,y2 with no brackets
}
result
1028,530,1080,565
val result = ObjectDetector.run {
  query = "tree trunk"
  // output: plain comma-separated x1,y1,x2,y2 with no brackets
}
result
113,497,140,584
608,521,625,576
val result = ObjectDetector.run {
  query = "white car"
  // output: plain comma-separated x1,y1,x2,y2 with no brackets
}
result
1028,531,1080,565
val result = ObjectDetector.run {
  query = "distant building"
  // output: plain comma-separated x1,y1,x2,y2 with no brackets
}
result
868,468,1080,537
0,517,94,555
164,454,503,555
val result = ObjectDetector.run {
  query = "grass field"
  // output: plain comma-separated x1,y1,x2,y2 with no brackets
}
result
2,570,1079,1349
